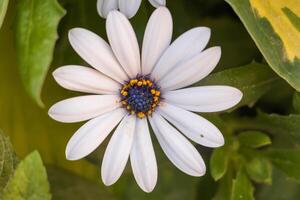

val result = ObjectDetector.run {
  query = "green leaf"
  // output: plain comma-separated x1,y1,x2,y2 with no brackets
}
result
265,148,300,181
0,131,18,192
254,112,300,147
231,169,254,200
199,62,279,109
225,0,300,91
213,170,233,200
232,112,300,148
0,0,9,29
293,92,300,113
246,157,272,184
210,146,230,181
238,131,271,148
2,151,51,200
256,168,300,200
15,0,66,106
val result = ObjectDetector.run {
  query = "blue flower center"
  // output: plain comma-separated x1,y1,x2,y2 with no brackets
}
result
120,76,161,118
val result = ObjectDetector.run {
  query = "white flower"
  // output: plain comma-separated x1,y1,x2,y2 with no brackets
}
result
97,0,166,18
49,7,242,192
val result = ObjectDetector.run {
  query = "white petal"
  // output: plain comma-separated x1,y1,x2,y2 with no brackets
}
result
158,103,224,147
106,11,141,78
130,118,157,193
102,115,136,186
68,28,128,83
118,0,142,18
48,95,121,123
65,108,126,160
159,47,221,90
164,86,243,112
142,7,172,75
151,27,211,80
53,65,121,95
148,0,166,7
97,0,118,18
149,113,206,176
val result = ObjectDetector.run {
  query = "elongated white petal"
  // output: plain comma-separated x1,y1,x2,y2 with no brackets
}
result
102,115,136,186
53,65,120,94
164,86,243,112
158,103,224,147
159,47,221,90
130,118,157,193
106,11,141,78
148,0,166,7
151,27,211,80
69,28,128,83
149,113,206,176
65,108,126,160
142,7,172,75
97,0,118,18
48,95,121,123
119,0,142,18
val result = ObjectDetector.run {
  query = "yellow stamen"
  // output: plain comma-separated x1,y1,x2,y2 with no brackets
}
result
147,80,153,86
151,89,156,95
137,81,143,86
155,91,161,96
131,79,138,85
137,112,145,118
122,91,128,96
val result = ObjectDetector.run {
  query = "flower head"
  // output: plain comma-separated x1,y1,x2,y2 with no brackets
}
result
97,0,166,18
49,7,243,192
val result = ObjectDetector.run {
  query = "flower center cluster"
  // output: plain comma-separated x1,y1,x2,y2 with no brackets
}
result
120,75,161,118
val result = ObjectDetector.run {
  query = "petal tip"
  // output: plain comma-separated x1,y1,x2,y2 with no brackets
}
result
52,67,63,81
101,174,116,186
215,135,225,147
65,149,79,161
48,106,57,121
138,176,157,193
236,89,244,103
142,186,155,193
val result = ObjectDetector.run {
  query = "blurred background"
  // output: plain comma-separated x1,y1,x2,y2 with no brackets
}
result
0,0,300,199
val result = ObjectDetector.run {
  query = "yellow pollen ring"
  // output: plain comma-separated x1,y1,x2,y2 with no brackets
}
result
120,77,161,119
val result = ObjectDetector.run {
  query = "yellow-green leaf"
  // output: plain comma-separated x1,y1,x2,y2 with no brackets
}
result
293,92,300,113
246,157,272,184
225,0,300,91
231,169,254,200
2,151,51,200
238,131,271,148
266,148,300,181
15,0,66,106
0,131,18,192
210,146,230,181
213,172,233,200
0,0,9,29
